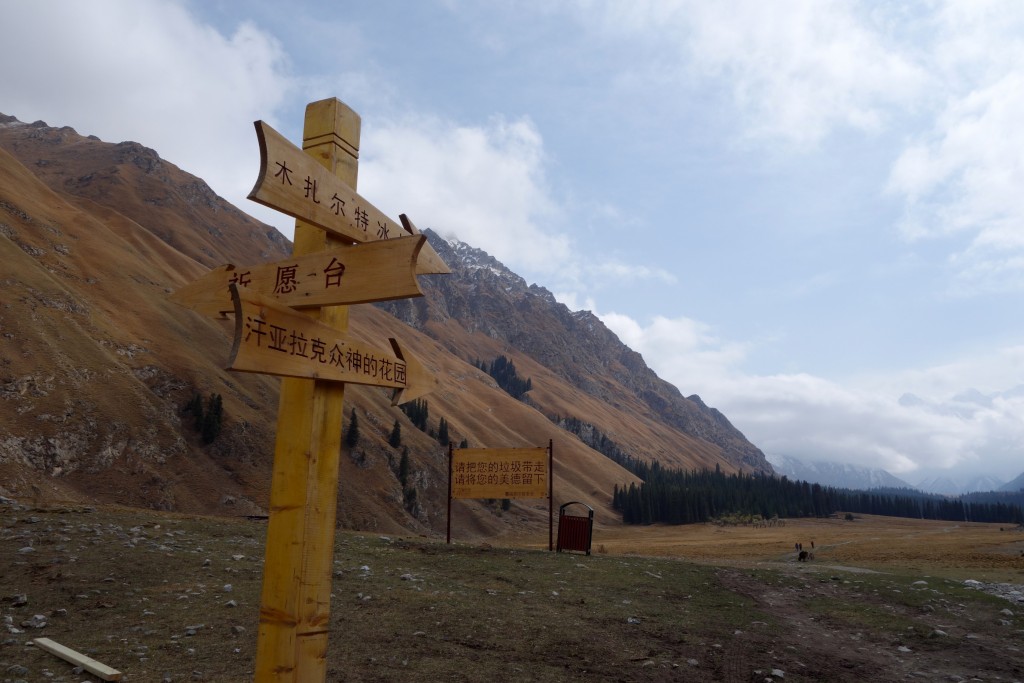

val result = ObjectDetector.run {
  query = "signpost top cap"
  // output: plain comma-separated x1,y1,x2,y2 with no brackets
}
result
304,98,360,152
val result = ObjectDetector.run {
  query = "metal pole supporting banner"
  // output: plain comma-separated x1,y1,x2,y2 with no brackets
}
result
446,441,453,544
548,439,554,551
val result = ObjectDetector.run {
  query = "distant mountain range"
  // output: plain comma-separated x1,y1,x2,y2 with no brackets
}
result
1001,471,1024,493
769,454,1020,495
915,474,1007,496
768,454,911,490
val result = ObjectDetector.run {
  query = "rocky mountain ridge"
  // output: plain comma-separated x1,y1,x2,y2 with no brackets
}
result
380,232,769,474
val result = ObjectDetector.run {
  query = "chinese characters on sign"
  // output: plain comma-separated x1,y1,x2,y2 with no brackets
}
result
225,285,435,401
168,235,434,317
272,157,397,239
451,447,550,499
241,312,406,386
249,121,403,244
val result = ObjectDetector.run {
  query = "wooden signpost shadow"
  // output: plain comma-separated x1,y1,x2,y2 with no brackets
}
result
253,98,360,682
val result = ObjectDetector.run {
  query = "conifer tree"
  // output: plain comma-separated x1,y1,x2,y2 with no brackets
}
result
200,393,223,444
400,398,429,431
185,393,204,429
389,419,402,448
344,408,360,448
403,486,418,513
437,416,449,445
398,447,410,488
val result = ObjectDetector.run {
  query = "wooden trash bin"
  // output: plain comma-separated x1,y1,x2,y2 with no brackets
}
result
556,501,594,555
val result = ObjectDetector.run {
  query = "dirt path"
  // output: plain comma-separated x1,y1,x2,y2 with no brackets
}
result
714,563,1023,682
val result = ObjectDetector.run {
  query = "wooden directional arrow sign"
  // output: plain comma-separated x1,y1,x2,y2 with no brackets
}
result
170,234,443,317
226,285,436,405
248,120,446,273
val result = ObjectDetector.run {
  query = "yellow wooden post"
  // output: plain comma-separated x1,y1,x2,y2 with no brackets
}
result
254,98,360,682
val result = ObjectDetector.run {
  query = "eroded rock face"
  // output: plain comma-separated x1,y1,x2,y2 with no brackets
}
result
380,231,771,474
0,114,285,512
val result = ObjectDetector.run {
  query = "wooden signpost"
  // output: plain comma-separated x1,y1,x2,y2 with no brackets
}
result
172,98,447,682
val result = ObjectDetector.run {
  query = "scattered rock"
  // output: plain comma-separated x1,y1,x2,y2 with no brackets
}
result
20,614,47,629
962,580,1024,603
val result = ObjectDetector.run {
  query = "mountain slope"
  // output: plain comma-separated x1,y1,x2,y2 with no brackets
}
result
0,113,769,539
379,234,769,475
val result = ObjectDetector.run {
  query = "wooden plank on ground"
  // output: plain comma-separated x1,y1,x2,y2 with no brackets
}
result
32,637,122,681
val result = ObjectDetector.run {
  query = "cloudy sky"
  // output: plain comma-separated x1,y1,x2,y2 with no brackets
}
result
4,1,1023,484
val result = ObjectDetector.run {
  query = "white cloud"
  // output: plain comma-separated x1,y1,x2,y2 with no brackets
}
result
684,1,925,146
888,72,1024,291
599,309,1024,480
582,1,1024,294
882,2,1024,291
590,262,677,285
601,312,748,392
359,114,572,271
584,0,925,148
1,0,294,230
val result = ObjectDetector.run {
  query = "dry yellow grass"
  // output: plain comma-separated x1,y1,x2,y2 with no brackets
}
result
504,513,1024,582
585,514,1024,583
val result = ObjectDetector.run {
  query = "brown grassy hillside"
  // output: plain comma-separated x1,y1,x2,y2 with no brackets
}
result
0,113,768,541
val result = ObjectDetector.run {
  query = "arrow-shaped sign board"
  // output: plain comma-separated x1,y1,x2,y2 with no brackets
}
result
170,234,442,318
249,120,426,246
227,285,436,405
